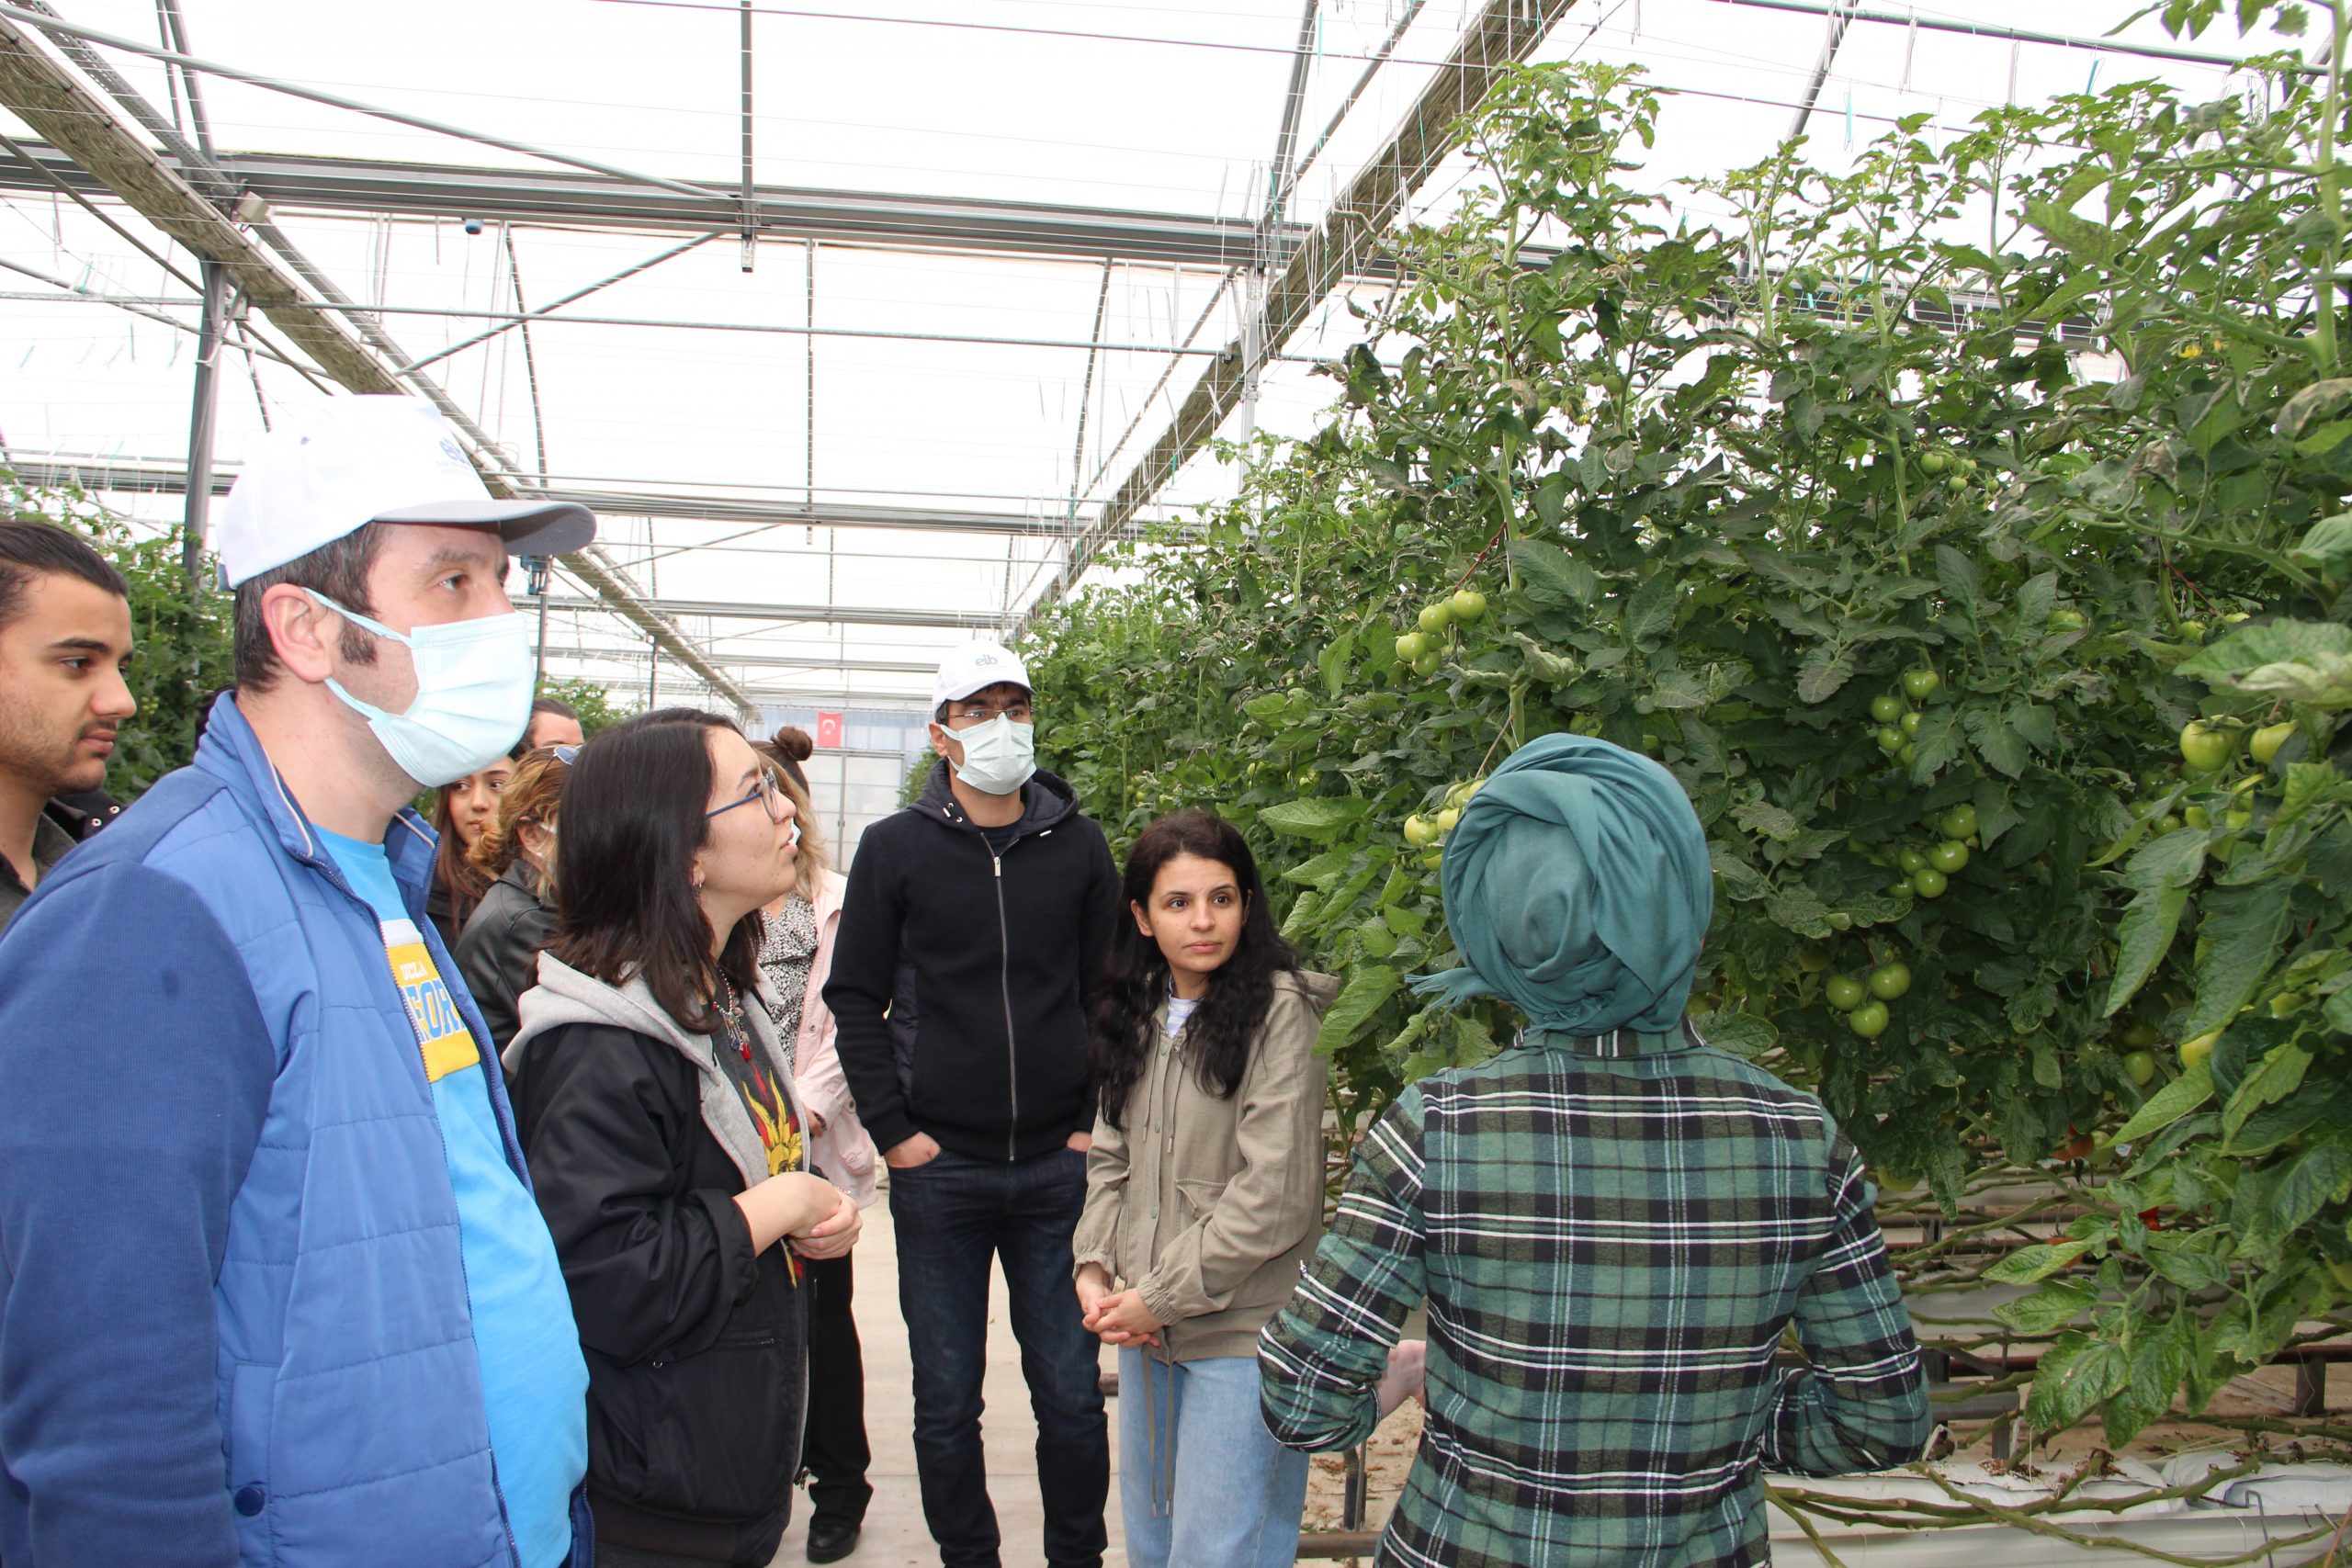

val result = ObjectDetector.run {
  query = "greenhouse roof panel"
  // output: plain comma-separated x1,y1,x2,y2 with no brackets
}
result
0,0,2320,710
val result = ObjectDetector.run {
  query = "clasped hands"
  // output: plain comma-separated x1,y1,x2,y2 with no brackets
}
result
1073,1262,1166,1348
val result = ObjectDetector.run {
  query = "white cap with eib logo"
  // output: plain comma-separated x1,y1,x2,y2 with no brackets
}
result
931,641,1033,711
216,395,596,587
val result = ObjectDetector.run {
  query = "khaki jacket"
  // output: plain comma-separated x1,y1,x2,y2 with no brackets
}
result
1072,969,1338,1361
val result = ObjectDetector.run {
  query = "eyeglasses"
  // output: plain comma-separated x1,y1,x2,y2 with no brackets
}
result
551,744,580,766
706,770,791,824
946,700,1034,726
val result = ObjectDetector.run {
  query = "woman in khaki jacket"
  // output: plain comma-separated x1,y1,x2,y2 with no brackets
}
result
1072,809,1337,1568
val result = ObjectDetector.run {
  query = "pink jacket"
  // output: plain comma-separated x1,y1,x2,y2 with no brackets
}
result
793,869,879,1208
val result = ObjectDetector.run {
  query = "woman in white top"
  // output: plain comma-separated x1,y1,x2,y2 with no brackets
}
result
754,727,878,1566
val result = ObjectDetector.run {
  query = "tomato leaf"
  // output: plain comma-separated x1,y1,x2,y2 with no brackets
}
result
1509,539,1600,607
1623,572,1679,644
2180,619,2352,708
1708,841,1770,901
2182,878,2294,1040
1281,849,1357,888
1934,545,1984,617
2146,1238,2231,1292
2273,377,2352,440
2016,571,2059,631
2222,1040,2312,1145
2109,1058,2214,1145
2103,828,2209,1015
1993,1279,2098,1334
2268,1136,2352,1238
1907,707,1966,784
1795,641,1854,704
1314,966,1398,1055
2290,511,2352,571
1985,1238,2096,1284
2027,1330,2129,1430
1259,796,1370,839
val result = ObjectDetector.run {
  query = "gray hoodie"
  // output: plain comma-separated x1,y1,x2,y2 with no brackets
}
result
506,951,797,1192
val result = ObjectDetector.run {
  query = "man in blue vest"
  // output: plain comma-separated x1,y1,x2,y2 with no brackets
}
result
0,396,599,1568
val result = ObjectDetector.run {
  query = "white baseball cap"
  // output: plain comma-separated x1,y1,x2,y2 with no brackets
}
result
217,395,596,587
932,640,1033,711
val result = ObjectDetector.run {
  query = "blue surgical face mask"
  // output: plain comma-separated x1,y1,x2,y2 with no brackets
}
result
951,714,1036,796
304,590,535,787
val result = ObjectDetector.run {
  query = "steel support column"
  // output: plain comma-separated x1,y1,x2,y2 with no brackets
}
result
179,259,228,582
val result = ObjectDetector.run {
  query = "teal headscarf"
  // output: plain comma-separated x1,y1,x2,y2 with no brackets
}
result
1410,733,1713,1035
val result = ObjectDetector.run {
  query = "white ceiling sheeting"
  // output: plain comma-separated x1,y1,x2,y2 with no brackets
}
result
0,0,2315,713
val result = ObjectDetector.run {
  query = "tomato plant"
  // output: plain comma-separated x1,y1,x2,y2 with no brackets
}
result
1030,15,2352,1450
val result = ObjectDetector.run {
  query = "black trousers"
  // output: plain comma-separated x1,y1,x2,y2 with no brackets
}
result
803,1250,874,1528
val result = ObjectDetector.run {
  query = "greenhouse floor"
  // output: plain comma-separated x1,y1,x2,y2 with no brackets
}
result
764,1173,1130,1568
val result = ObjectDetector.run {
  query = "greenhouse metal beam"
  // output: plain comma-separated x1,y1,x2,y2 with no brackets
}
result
0,16,755,713
541,642,939,678
540,596,1007,631
0,141,1315,271
1705,0,2324,75
1016,0,1583,633
5,452,1169,541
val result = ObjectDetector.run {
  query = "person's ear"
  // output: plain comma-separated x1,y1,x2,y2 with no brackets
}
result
690,843,708,892
929,721,962,768
257,583,345,686
1131,899,1153,938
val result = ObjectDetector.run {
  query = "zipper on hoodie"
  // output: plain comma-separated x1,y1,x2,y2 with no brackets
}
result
991,845,1019,1161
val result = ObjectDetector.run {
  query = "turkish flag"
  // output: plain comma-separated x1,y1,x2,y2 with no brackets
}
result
815,711,843,750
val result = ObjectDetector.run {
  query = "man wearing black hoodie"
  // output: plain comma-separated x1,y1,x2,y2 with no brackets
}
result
826,640,1119,1568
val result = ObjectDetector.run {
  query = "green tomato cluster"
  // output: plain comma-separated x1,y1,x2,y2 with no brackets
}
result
1882,805,1975,898
1863,672,1942,768
1824,959,1912,1038
1402,777,1487,859
1396,587,1487,681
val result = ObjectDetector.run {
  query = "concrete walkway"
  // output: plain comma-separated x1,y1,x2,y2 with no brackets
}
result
766,1173,1131,1568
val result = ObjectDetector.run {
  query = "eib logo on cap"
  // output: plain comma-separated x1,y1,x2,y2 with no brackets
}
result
932,640,1033,711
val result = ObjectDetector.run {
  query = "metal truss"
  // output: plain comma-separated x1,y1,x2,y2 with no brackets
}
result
5,451,1174,542
538,595,1006,631
0,140,1320,272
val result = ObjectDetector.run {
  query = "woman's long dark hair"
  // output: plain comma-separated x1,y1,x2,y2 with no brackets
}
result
1089,809,1296,1131
431,783,492,923
551,707,762,1035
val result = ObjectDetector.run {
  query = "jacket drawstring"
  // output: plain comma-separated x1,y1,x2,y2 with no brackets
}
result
1141,1338,1179,1517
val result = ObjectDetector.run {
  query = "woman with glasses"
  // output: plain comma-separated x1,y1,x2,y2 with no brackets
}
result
456,744,574,1054
503,710,862,1568
752,728,877,1564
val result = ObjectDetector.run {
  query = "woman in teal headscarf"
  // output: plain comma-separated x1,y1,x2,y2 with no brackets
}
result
1257,735,1928,1568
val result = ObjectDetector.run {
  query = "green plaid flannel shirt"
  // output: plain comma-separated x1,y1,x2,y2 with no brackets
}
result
1259,1021,1929,1567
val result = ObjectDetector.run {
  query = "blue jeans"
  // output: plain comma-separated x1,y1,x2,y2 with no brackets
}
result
888,1145,1108,1567
1117,1349,1309,1568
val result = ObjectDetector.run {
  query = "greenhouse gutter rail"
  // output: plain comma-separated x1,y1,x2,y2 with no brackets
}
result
0,140,1321,274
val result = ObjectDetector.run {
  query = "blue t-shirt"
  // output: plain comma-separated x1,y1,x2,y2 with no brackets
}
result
319,829,587,1568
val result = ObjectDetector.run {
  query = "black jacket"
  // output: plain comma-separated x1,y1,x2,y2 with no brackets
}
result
506,1005,808,1565
825,762,1119,1162
454,861,557,1053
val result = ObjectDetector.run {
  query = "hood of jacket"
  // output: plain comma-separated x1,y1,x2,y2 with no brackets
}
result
1283,969,1342,1010
507,951,787,1190
911,757,1081,840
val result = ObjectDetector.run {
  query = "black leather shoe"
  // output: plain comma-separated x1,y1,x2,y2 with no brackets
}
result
807,1518,861,1563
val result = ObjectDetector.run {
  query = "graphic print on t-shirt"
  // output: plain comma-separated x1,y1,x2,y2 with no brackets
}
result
739,1057,804,1179
716,1027,806,1285
382,918,482,1083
